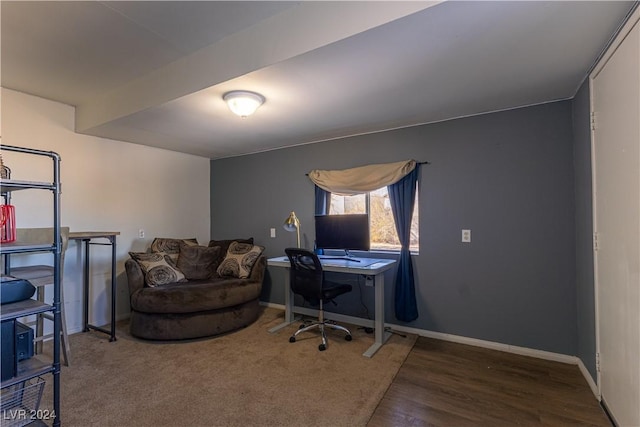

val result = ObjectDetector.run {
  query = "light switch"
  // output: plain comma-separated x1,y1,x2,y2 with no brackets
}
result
270,228,276,238
462,229,471,243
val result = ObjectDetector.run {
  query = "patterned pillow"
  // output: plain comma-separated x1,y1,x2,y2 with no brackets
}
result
129,252,187,287
216,242,264,279
208,238,254,265
176,244,221,280
150,238,198,262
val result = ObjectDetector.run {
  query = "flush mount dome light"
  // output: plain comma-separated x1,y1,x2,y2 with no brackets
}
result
223,90,265,117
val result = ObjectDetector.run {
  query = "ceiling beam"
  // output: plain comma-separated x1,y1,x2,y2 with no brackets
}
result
75,1,440,133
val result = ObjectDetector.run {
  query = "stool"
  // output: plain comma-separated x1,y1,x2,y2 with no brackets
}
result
10,227,71,366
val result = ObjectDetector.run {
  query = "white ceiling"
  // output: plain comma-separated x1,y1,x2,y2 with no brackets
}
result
1,1,635,159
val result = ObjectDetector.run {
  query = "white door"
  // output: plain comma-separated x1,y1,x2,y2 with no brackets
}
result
591,13,640,427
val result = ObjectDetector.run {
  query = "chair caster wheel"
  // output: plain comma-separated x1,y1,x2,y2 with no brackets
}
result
289,336,296,343
319,344,326,351
345,334,352,341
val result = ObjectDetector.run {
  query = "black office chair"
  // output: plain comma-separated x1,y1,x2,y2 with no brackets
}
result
285,248,353,351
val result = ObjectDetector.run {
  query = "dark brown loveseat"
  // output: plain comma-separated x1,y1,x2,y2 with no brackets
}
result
125,238,266,340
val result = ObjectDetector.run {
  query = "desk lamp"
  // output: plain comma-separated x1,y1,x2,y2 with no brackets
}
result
283,211,301,248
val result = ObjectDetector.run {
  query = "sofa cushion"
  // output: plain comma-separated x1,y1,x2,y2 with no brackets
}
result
177,244,221,280
129,252,187,287
217,242,264,279
151,237,198,262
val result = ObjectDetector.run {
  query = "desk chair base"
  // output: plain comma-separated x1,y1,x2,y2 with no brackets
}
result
289,320,352,351
284,248,353,352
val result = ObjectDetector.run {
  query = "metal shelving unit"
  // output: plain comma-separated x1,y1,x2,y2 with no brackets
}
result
1,145,61,427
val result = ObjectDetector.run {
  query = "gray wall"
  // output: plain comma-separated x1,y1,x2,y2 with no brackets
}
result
211,100,578,355
572,79,598,379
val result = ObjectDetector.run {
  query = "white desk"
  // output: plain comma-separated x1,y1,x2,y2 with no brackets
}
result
267,256,396,358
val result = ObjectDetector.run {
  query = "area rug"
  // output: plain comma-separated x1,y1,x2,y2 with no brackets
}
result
39,307,416,426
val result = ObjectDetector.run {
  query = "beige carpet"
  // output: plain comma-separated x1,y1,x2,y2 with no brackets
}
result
39,307,416,427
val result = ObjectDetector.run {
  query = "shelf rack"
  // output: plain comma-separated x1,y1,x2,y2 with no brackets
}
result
1,144,61,426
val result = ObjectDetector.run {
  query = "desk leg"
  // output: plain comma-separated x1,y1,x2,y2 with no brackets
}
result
82,239,90,332
81,237,117,341
109,236,117,342
363,271,392,358
269,269,295,333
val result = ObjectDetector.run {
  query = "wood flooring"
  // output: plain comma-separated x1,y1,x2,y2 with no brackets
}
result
368,337,611,427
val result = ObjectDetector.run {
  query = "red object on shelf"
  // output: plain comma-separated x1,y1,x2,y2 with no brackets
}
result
1,204,16,243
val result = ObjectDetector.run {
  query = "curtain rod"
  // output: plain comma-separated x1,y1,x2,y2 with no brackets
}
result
304,161,430,176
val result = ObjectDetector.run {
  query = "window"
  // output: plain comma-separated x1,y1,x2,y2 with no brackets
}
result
329,186,419,252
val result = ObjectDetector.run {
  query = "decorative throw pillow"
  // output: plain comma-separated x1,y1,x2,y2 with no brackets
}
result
208,238,254,265
216,242,264,279
129,252,187,287
176,244,221,280
150,237,198,262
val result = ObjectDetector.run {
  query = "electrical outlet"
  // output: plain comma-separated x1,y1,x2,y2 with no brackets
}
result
270,228,276,238
461,229,471,243
138,229,145,239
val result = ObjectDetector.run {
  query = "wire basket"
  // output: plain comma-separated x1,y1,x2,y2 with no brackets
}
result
0,152,10,180
0,377,45,427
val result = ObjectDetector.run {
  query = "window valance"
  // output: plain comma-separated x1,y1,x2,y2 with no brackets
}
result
307,160,417,195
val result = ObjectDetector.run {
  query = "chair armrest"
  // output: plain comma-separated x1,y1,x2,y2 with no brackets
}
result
125,259,145,297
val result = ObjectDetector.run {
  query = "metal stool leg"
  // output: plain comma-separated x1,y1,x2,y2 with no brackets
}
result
34,283,71,366
35,288,45,355
58,281,70,365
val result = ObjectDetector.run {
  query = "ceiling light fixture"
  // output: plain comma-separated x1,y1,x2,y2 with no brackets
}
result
223,90,265,117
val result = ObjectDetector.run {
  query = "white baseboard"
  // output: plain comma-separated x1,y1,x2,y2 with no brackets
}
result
391,322,578,364
259,302,600,398
260,301,285,310
66,311,130,336
577,358,600,399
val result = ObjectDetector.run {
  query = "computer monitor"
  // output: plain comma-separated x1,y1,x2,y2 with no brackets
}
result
314,214,370,253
